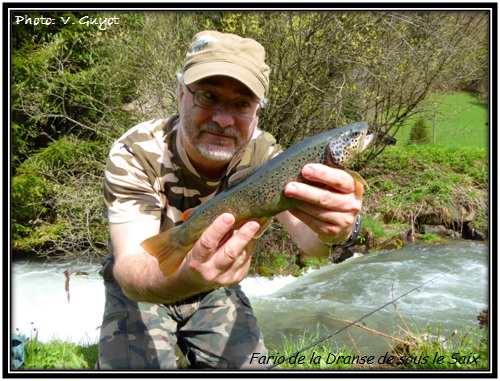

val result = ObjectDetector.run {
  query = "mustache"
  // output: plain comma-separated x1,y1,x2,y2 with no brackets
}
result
200,123,239,139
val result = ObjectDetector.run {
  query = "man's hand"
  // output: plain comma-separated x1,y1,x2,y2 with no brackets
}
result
111,215,259,304
283,163,363,246
177,213,260,289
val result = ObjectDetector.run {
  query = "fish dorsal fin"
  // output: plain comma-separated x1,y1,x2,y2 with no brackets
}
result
182,208,195,222
228,165,261,188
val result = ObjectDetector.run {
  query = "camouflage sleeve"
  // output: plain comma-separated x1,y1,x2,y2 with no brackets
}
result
103,120,168,224
261,130,282,160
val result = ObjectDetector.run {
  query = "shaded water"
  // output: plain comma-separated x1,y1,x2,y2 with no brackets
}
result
11,239,488,356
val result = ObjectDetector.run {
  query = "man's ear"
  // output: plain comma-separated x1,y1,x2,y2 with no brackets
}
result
178,83,185,110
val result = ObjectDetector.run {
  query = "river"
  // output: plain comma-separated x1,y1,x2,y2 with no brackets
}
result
11,239,488,356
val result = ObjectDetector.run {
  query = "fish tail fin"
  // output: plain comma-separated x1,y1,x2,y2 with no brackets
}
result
140,228,190,277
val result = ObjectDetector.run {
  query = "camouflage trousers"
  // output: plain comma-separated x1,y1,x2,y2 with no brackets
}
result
96,280,268,369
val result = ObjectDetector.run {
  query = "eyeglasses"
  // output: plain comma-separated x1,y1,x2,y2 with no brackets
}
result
186,86,262,119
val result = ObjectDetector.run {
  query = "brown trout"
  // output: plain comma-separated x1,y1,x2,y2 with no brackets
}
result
141,121,373,277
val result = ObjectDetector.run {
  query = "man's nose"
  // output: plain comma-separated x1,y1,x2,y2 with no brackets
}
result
212,103,235,127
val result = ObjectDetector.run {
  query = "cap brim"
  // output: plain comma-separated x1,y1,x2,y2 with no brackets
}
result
184,62,266,99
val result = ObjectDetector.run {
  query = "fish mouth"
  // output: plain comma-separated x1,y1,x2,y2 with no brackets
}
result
362,133,374,151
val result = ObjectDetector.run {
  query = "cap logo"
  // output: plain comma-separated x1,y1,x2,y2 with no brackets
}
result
189,35,219,53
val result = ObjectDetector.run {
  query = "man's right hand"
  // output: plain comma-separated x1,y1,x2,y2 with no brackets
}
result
110,214,260,304
177,213,260,290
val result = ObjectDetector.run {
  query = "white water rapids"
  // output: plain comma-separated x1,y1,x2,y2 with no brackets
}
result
11,239,488,355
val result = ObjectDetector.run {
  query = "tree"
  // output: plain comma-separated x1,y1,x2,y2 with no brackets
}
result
11,11,144,168
196,11,488,157
408,118,432,145
10,10,489,257
11,11,144,255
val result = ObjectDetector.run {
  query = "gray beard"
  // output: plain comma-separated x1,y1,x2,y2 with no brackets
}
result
195,144,235,161
185,122,241,162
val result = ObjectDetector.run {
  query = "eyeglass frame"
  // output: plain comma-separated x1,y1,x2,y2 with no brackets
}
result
185,85,264,119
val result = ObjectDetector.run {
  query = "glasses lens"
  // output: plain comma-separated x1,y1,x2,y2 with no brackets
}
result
196,89,221,109
233,99,260,117
193,89,260,118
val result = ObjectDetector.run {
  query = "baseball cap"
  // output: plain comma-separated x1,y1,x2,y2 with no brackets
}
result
182,30,270,99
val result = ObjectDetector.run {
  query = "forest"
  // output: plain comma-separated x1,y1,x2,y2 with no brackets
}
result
10,11,489,258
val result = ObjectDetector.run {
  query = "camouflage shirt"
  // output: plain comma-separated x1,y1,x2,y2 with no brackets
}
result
103,115,281,234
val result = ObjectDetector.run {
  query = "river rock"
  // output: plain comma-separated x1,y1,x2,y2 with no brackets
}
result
421,224,448,236
464,221,488,240
418,210,452,226
378,235,404,250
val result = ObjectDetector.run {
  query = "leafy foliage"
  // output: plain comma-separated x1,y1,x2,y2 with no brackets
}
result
11,11,144,167
10,11,489,257
12,137,109,254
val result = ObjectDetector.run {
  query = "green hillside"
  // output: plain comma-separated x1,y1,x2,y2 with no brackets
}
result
394,92,489,147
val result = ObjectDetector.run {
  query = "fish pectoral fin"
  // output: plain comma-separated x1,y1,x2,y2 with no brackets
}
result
345,169,369,189
254,217,273,238
182,208,195,222
140,229,188,277
227,165,261,188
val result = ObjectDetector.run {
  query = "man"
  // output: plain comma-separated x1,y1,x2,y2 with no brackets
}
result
97,30,364,369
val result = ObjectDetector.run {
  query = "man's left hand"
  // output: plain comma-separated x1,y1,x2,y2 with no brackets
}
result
283,163,364,245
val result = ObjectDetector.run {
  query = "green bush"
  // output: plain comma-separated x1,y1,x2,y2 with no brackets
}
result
11,175,51,239
12,137,108,254
408,118,432,145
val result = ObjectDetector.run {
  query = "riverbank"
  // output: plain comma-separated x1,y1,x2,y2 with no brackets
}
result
361,144,488,241
251,143,489,277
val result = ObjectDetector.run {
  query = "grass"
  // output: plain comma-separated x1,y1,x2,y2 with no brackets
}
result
361,144,488,229
355,92,488,246
265,328,356,370
394,92,489,147
359,217,390,240
23,340,97,369
393,324,489,370
267,309,489,371
15,317,488,371
13,326,97,370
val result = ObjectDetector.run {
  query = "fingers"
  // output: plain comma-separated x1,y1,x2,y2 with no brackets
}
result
194,213,236,260
288,207,355,243
303,164,358,193
217,220,260,265
284,163,363,244
285,164,363,212
189,213,260,285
